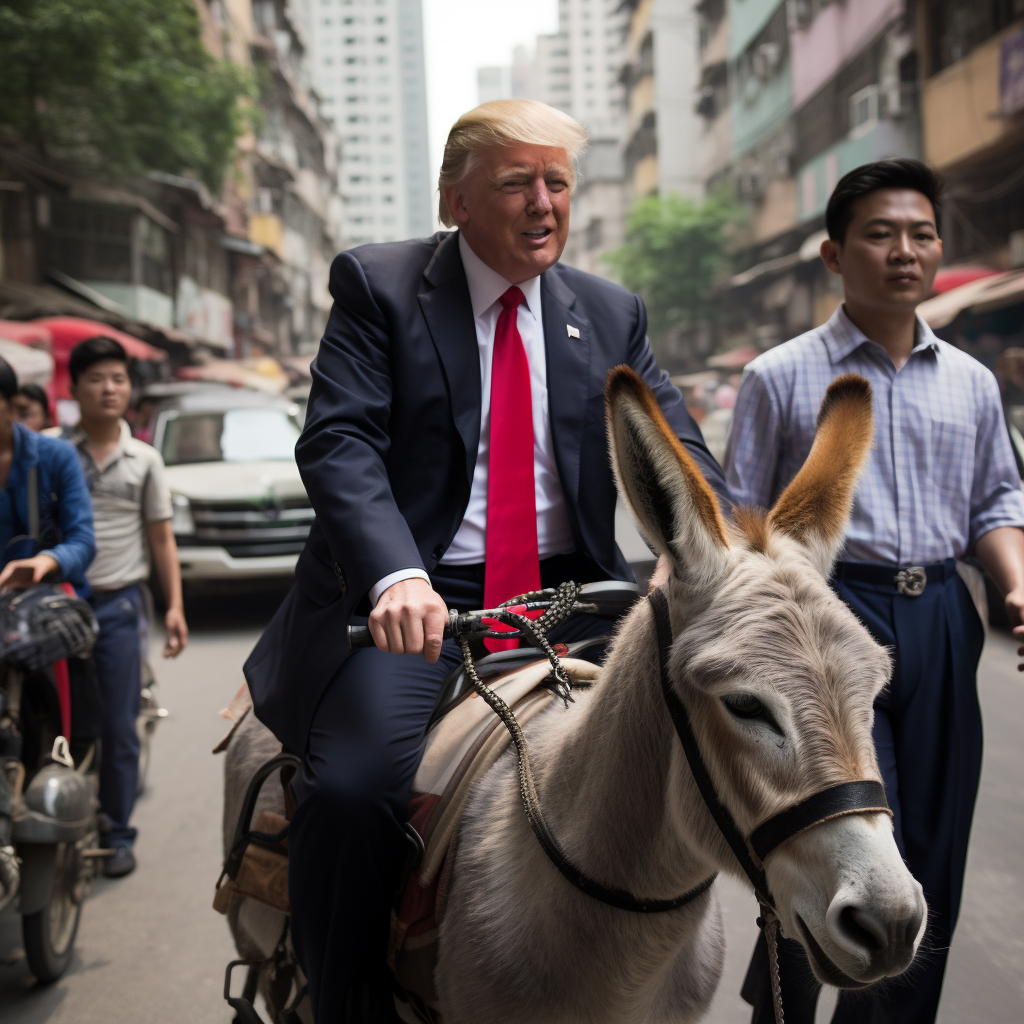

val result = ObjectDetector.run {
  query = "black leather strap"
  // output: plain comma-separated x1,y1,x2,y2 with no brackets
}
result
750,780,890,862
649,589,774,908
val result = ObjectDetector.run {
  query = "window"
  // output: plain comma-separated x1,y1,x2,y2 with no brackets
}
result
161,410,301,467
376,35,387,44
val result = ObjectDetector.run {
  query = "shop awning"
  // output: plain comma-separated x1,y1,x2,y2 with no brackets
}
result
918,270,1024,328
931,265,1001,294
0,338,53,387
0,320,52,349
34,317,166,362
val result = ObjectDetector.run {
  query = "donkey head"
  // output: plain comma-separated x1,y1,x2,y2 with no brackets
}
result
606,367,926,989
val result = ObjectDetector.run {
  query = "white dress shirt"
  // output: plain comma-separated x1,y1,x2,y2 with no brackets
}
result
369,234,574,605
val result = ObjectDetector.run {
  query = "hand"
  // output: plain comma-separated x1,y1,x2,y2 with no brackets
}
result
1006,588,1024,671
0,553,59,591
648,553,671,593
369,578,448,663
163,605,189,658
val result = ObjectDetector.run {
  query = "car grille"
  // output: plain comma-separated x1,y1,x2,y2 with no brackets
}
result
183,498,314,557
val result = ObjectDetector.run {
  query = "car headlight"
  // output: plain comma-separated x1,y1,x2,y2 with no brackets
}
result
171,494,195,536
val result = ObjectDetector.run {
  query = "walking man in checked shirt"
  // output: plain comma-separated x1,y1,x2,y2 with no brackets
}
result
730,159,1024,1024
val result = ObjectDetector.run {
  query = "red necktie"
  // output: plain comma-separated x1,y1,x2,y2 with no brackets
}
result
484,286,541,649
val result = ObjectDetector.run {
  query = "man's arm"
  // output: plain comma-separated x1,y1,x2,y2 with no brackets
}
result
297,252,427,603
969,370,1024,666
625,295,732,509
146,519,188,658
299,252,446,659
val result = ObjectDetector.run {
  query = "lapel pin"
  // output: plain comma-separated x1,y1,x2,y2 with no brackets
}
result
566,324,580,339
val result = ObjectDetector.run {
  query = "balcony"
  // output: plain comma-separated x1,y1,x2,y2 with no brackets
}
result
922,23,1024,169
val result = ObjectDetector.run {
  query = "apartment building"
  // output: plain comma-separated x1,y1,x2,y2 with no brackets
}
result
299,0,432,244
618,0,705,203
705,0,921,351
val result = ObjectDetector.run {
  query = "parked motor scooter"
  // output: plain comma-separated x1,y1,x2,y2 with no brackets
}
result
0,584,102,982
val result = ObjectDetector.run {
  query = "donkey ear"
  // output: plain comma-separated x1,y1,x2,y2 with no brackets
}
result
605,366,729,593
767,374,874,575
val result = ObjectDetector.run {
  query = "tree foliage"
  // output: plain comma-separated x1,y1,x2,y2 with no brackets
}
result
0,0,254,190
605,190,744,341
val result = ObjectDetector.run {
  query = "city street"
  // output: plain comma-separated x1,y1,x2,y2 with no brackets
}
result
1,581,1022,1024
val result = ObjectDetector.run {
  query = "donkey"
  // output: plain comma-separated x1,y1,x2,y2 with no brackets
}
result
222,368,925,1023
432,368,925,1023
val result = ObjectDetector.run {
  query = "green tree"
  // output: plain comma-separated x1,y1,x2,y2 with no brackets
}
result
605,189,744,343
0,0,254,190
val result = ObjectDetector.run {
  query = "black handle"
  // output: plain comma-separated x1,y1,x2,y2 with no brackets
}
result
348,614,458,650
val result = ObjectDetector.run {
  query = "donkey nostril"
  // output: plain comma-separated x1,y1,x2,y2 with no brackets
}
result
839,906,888,954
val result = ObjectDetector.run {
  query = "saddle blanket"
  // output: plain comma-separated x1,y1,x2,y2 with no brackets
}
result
388,657,600,1019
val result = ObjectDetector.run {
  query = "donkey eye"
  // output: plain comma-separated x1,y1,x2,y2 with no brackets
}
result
722,694,765,719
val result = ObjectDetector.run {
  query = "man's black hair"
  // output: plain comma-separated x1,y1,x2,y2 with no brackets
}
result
0,356,17,403
69,335,129,384
16,383,52,420
826,159,945,243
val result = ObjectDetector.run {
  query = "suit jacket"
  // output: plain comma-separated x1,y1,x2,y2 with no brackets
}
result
244,231,729,753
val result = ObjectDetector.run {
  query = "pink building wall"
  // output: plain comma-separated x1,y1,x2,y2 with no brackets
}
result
790,0,903,108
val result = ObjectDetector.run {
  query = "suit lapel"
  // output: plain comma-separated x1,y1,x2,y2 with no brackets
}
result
542,268,590,506
418,232,481,486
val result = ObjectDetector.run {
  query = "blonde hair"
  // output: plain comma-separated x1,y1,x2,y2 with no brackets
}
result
437,100,589,227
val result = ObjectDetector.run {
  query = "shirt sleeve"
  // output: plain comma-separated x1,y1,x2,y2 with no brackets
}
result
368,568,432,606
142,451,174,523
726,366,782,510
969,369,1024,544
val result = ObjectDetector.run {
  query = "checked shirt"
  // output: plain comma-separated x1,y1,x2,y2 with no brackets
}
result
725,304,1024,565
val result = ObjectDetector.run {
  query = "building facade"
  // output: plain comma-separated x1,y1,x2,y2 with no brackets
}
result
1,0,342,358
298,0,432,244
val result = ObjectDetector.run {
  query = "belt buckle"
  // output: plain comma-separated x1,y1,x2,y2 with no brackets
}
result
895,566,927,597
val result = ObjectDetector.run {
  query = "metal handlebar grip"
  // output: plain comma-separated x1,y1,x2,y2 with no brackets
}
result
347,624,374,649
347,609,462,650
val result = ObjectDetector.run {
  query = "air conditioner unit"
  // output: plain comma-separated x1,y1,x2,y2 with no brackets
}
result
752,42,781,81
849,85,880,137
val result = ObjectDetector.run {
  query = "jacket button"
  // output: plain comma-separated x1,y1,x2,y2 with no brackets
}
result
433,545,444,559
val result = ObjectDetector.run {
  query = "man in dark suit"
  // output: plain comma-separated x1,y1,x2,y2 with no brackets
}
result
244,100,729,1022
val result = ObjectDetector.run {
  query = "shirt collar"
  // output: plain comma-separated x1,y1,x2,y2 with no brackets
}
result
71,419,134,466
822,303,941,365
458,232,542,324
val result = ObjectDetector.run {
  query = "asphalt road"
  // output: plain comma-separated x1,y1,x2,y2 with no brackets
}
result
1,577,1022,1024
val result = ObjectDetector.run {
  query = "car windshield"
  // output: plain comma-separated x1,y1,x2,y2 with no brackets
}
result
160,408,300,466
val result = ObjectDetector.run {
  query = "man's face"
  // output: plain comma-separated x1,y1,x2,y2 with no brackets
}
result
12,396,47,432
821,188,942,312
445,142,572,283
71,359,131,422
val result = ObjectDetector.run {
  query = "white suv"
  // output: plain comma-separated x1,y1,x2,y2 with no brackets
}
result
151,389,312,583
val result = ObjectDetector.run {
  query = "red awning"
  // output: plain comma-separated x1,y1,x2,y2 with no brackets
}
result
0,320,53,349
33,317,166,362
931,266,1000,294
707,344,760,369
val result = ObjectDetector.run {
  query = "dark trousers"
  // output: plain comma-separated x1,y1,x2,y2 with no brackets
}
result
288,556,616,1023
743,561,985,1024
91,584,145,849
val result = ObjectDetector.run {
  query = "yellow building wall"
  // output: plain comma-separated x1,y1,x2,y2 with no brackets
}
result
632,155,660,198
753,178,798,243
922,25,1019,168
629,74,655,128
248,214,284,258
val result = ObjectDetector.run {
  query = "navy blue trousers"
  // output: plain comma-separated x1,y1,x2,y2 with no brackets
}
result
91,584,145,849
288,558,616,1023
744,562,985,1024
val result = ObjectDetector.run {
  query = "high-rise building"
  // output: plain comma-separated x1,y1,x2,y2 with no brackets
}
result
534,0,627,136
298,0,432,244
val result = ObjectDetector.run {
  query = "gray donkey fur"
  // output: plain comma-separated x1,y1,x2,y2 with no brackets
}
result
224,368,925,1024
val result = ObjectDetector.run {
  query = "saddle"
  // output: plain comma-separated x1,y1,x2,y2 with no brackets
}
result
387,656,601,1021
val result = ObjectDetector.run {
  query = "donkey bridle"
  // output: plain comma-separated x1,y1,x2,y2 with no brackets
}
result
473,586,890,919
647,587,892,913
